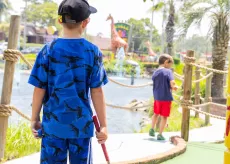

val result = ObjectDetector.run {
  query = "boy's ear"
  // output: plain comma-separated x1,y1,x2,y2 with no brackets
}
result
82,18,90,28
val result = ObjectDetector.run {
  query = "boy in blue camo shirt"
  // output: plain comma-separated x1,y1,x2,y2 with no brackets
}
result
28,0,108,163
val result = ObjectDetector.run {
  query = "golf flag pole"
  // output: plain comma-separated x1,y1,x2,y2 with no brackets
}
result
93,115,110,163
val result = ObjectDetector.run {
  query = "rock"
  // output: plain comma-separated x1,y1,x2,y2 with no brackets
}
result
131,99,138,103
125,100,150,112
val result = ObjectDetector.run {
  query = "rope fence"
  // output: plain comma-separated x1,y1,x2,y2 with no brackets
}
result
192,72,213,83
0,48,228,122
187,106,226,120
108,77,153,88
3,49,33,69
0,104,31,121
106,102,151,111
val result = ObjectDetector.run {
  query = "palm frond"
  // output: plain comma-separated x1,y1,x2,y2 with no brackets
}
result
181,0,214,12
147,2,165,13
179,6,213,37
0,0,7,13
223,0,230,12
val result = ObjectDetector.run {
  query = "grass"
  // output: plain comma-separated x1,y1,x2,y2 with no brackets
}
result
0,61,4,69
20,54,37,65
139,63,207,133
1,123,41,163
140,99,206,133
25,43,44,48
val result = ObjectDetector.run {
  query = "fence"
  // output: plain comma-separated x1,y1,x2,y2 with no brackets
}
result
0,15,229,159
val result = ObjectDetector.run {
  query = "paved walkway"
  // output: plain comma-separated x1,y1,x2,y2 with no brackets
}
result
5,133,176,164
5,118,225,164
4,108,226,164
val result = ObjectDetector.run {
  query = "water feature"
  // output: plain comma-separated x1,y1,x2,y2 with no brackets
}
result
114,47,125,77
135,65,141,78
0,71,152,133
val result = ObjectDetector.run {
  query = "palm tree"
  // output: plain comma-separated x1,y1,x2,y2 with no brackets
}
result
144,0,177,56
165,0,175,56
180,0,229,98
0,0,10,23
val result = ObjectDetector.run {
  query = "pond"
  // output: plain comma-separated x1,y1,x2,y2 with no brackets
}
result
0,69,153,134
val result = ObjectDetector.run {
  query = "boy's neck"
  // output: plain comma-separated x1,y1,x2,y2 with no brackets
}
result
159,64,165,68
62,29,83,39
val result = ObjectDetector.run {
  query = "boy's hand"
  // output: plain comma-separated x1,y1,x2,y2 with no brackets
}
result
31,121,41,139
173,86,178,91
96,127,108,144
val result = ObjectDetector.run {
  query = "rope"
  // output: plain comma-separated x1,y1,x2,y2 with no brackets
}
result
188,106,226,120
174,73,184,81
3,49,33,69
180,99,193,108
108,77,153,88
182,55,228,74
200,97,205,102
210,102,227,108
11,106,31,121
174,71,213,83
106,102,151,111
0,104,12,117
183,56,196,64
180,98,226,120
0,104,31,121
3,49,19,62
192,103,210,108
192,72,213,83
174,72,184,78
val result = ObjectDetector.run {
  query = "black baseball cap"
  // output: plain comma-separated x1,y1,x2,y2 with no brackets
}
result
58,0,97,23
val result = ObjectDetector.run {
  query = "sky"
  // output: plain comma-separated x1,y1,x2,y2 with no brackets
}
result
9,0,209,38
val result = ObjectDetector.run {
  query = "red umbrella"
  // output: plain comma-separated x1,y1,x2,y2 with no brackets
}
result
93,115,110,164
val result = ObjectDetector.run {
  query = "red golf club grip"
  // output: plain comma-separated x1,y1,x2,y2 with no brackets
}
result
93,116,110,162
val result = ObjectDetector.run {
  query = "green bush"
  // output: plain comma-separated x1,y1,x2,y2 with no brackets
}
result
103,60,117,73
143,63,159,69
174,63,184,74
102,50,113,56
173,57,180,65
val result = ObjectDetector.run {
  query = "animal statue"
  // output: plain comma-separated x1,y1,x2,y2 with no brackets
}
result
106,14,128,53
145,41,157,56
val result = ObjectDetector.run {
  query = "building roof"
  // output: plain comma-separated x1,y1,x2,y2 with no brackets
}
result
91,36,111,51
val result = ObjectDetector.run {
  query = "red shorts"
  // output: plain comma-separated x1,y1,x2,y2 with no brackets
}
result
153,100,172,117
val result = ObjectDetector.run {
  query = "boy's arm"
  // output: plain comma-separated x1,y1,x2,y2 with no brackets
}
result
31,87,46,122
90,87,107,128
170,80,177,91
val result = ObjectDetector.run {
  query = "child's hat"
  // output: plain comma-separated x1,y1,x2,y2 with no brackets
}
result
58,0,97,23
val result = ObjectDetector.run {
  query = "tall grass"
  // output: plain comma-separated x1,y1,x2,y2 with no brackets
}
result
140,101,206,133
3,123,40,162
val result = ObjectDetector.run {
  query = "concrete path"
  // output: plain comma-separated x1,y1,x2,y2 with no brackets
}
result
4,108,226,164
5,119,225,164
177,107,225,142
5,133,175,164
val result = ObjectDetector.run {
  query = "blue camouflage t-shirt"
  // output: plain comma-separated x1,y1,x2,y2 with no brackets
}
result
152,68,174,101
28,38,108,139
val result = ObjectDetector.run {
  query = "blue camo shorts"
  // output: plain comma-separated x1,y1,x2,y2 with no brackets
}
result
40,136,92,164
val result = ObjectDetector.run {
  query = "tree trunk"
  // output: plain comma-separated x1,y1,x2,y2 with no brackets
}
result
211,14,229,98
165,0,175,56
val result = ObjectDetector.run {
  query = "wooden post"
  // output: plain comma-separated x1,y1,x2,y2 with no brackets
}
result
0,15,20,160
195,67,201,118
204,70,212,125
181,50,194,141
